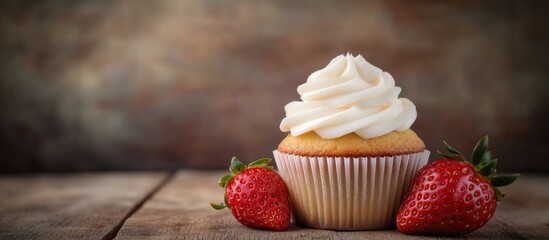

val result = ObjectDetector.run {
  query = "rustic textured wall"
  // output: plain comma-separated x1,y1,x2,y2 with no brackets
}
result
1,1,548,172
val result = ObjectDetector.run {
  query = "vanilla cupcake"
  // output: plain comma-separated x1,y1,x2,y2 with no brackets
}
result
273,53,429,230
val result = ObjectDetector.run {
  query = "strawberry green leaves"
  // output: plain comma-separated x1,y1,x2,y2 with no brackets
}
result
248,158,273,170
437,151,465,161
443,140,464,156
478,159,498,177
210,202,226,210
210,193,231,210
437,141,465,161
218,174,232,188
230,157,246,174
479,151,492,165
491,174,520,187
438,136,520,202
472,136,488,166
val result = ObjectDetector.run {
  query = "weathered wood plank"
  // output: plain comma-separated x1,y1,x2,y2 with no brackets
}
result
0,172,168,240
117,171,549,240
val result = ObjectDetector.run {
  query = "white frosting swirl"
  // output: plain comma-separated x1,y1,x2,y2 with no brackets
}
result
280,53,417,139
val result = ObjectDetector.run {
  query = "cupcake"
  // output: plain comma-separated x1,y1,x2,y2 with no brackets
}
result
273,53,429,230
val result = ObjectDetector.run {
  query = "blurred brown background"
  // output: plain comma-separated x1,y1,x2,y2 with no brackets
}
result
1,1,548,173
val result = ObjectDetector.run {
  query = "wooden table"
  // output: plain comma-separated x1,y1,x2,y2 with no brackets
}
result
0,171,547,239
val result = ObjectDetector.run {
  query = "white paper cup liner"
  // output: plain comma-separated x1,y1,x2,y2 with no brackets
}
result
273,150,429,230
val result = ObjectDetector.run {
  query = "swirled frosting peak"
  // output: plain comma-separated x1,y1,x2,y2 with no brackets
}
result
280,53,417,139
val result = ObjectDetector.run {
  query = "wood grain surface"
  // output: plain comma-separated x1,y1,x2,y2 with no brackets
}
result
0,172,168,240
0,171,546,239
116,171,549,240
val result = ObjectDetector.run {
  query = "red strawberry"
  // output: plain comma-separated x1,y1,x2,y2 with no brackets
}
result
396,136,519,235
211,157,291,231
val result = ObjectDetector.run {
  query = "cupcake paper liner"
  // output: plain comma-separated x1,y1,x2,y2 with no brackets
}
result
273,150,430,230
